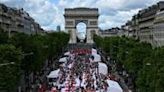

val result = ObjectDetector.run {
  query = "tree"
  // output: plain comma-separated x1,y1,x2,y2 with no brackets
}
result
9,33,33,72
136,47,164,92
94,35,164,92
0,44,22,91
45,32,69,69
29,35,48,72
0,28,8,44
124,42,152,73
0,31,69,91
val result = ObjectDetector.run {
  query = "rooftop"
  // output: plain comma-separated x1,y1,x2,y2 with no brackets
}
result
65,7,98,11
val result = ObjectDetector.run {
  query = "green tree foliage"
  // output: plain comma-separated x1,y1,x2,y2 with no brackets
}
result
0,30,69,91
0,44,22,91
0,28,8,44
8,32,69,72
9,33,34,72
94,35,164,92
124,42,152,73
45,32,69,69
24,35,48,72
46,32,69,61
136,47,164,92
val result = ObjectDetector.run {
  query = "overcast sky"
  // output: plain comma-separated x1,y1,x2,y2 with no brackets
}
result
0,0,162,30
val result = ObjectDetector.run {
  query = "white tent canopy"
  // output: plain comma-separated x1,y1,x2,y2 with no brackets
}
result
64,51,70,56
92,48,97,55
59,57,67,62
106,80,123,92
98,62,108,75
47,69,60,78
93,54,101,62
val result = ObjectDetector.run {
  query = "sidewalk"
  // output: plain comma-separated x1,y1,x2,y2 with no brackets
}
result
114,72,129,92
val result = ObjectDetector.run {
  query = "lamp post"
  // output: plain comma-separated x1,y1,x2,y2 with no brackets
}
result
0,62,15,67
146,62,151,66
20,52,34,92
143,62,151,92
22,52,34,56
0,62,18,92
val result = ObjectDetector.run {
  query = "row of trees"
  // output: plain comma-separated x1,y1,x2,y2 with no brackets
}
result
0,29,69,91
94,35,164,92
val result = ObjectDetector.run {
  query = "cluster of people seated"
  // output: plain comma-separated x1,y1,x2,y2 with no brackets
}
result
70,48,91,55
47,48,123,92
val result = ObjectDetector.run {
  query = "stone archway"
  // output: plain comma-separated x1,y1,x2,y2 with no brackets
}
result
64,8,99,44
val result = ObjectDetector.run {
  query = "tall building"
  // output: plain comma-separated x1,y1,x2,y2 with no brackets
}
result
0,3,44,35
123,1,164,47
137,4,158,45
153,3,164,47
138,1,164,47
99,27,122,37
131,15,139,39
122,21,134,37
56,25,61,32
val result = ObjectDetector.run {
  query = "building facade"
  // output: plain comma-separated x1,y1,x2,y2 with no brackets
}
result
121,21,134,37
123,1,164,47
131,15,139,39
153,6,164,47
0,4,44,35
137,5,158,45
100,27,122,37
138,1,164,47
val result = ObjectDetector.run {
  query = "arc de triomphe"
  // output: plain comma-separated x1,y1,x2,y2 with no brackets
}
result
64,8,99,44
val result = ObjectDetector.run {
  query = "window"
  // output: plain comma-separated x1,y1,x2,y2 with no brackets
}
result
66,21,73,25
90,21,97,25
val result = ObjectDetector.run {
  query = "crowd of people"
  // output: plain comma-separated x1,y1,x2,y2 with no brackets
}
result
44,48,123,92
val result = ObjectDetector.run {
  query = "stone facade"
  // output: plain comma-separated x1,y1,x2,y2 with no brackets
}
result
64,8,99,44
123,1,164,47
121,21,134,37
0,4,44,35
100,27,122,37
153,8,164,47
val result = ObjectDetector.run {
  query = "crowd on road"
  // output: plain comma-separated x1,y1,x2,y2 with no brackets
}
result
38,48,123,92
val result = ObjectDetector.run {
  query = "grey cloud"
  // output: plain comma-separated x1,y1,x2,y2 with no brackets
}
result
0,0,26,8
100,8,118,16
120,0,155,11
0,0,161,30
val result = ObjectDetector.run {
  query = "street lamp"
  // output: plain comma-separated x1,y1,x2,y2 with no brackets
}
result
22,52,34,56
20,52,34,92
42,45,48,48
22,52,34,58
143,62,151,92
0,62,15,67
146,62,151,66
